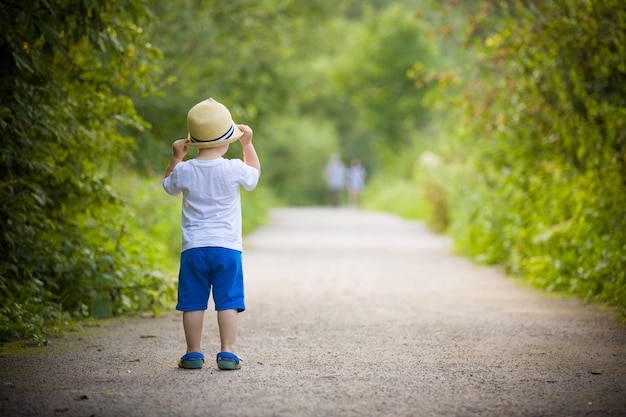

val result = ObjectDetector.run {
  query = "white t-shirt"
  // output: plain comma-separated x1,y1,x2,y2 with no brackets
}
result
162,158,260,252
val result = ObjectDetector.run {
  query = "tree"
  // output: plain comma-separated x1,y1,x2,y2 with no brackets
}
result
327,4,436,161
129,0,351,174
129,0,354,205
0,0,166,341
445,0,626,312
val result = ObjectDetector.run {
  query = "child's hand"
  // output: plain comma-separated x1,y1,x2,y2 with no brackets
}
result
238,124,253,146
172,138,189,160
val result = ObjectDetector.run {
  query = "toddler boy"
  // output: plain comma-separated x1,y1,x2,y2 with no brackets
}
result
163,98,260,370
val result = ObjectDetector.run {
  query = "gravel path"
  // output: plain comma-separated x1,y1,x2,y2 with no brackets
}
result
1,207,625,417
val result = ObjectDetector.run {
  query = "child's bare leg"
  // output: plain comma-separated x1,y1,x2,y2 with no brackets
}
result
217,309,238,353
183,310,205,353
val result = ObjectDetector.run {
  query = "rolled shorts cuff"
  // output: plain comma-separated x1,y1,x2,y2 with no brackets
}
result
216,302,246,313
175,302,208,312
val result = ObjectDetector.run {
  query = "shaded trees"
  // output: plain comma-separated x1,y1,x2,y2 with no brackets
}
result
0,0,167,341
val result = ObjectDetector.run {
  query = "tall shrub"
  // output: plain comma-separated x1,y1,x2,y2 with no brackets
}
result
447,0,626,312
0,1,168,341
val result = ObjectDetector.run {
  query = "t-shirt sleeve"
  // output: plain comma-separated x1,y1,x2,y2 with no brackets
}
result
162,165,183,196
237,161,260,191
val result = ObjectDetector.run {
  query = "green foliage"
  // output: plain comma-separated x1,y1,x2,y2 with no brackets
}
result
261,116,341,205
360,0,625,315
132,1,436,195
241,183,274,235
362,176,427,220
325,4,436,162
0,0,171,342
363,149,450,232
438,0,626,313
114,173,181,269
129,0,351,174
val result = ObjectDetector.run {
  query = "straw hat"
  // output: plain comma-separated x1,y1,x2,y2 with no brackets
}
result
187,98,244,148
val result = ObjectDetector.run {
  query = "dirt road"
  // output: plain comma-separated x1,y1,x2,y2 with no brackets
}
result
1,207,625,417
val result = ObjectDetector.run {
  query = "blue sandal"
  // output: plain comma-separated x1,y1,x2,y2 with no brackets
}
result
216,352,242,370
178,352,204,369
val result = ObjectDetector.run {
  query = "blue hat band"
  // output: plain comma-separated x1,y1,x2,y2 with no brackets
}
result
190,124,235,143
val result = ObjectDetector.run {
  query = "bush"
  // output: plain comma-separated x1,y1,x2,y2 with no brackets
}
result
0,1,169,342
440,0,626,315
362,175,427,220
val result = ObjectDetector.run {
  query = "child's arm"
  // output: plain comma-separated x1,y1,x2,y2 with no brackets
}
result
238,124,261,173
164,138,189,178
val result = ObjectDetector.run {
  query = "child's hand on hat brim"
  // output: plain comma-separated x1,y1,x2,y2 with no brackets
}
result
238,124,253,146
172,138,189,160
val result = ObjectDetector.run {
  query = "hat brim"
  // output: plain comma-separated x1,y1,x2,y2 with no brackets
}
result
187,124,244,149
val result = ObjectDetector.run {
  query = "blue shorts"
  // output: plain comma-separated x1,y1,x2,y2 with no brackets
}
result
176,247,245,312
